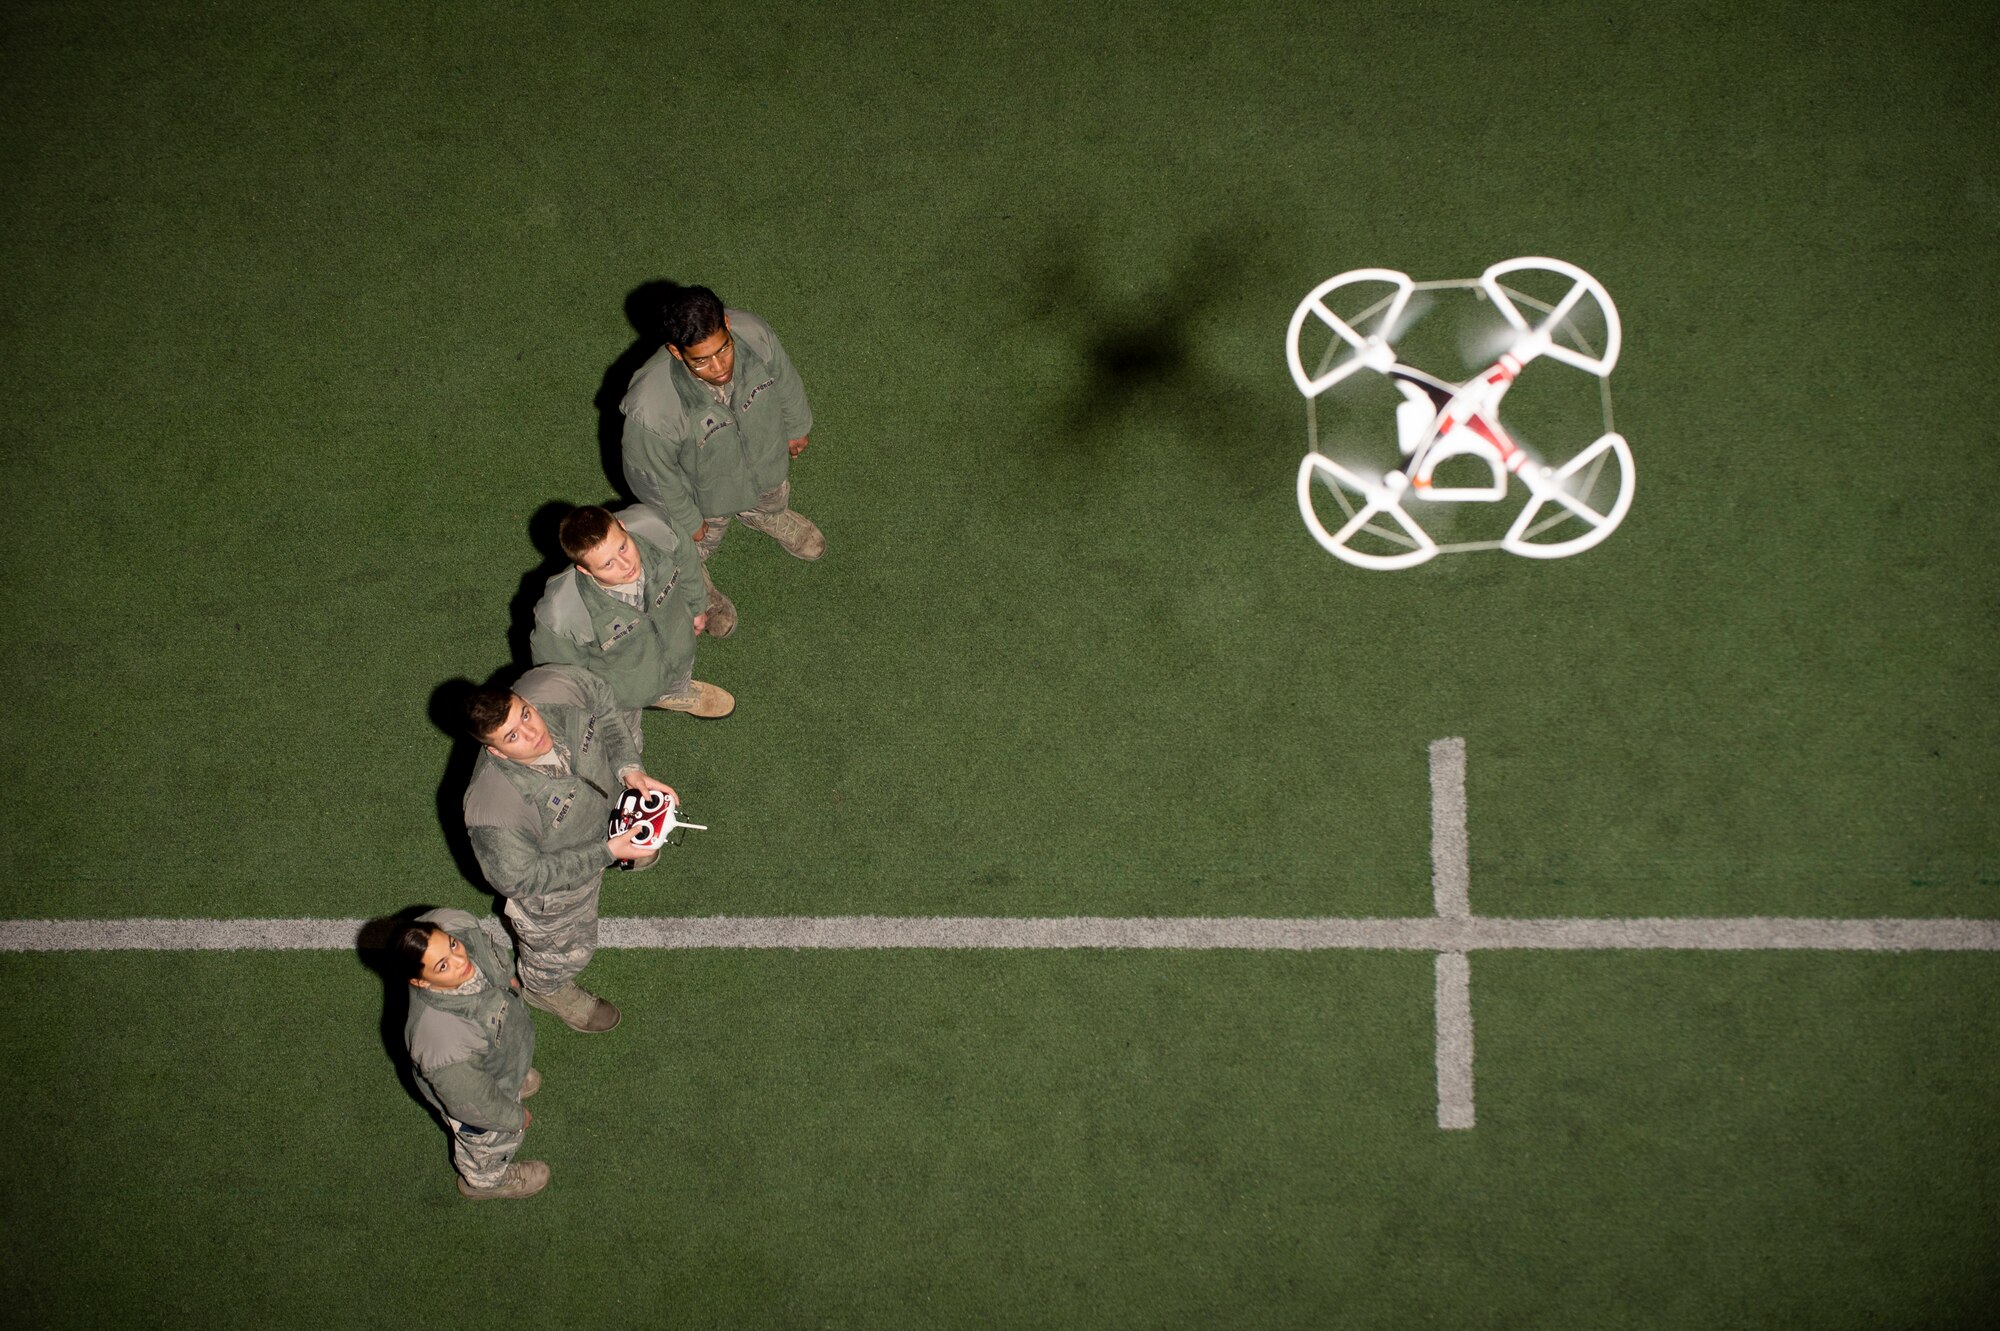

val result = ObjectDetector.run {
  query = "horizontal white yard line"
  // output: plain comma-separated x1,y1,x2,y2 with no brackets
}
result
2,915,1998,953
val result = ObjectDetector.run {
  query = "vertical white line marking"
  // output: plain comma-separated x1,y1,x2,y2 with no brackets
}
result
1430,736,1475,1128
1429,736,1470,920
1435,950,1476,1129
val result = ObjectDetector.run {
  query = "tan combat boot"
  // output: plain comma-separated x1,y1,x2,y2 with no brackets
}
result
519,1068,542,1098
705,583,737,637
524,981,621,1033
458,1160,550,1201
762,508,825,561
650,680,735,718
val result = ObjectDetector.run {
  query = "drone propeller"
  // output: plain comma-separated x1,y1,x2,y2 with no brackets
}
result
1296,453,1440,570
1501,432,1636,558
1284,268,1415,398
1457,308,1523,373
1478,257,1621,377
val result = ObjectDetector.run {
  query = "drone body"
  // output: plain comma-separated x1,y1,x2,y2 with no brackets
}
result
1287,258,1634,570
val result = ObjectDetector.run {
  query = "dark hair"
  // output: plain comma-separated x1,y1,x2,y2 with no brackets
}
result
663,285,726,351
393,922,442,978
558,506,619,565
464,686,516,742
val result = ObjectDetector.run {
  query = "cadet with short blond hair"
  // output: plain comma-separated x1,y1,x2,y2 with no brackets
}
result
530,503,733,742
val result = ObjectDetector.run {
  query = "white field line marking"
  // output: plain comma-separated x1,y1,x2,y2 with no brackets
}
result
1429,737,1470,920
3,914,1998,952
1434,952,1475,1129
1429,737,1474,1129
4,745,1995,1137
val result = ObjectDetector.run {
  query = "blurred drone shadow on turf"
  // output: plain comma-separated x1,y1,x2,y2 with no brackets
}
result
999,224,1299,490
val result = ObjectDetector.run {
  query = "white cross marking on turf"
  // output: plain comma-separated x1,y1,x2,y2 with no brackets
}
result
2,741,1996,1133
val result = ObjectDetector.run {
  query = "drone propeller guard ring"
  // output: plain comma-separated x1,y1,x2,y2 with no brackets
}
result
1285,268,1416,399
1296,453,1440,571
1478,256,1621,378
1500,432,1636,559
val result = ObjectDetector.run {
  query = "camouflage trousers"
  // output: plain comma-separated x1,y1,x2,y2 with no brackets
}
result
447,1115,524,1189
503,871,603,994
695,478,793,573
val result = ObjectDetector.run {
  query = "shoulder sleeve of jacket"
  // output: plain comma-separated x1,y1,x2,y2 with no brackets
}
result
620,348,689,438
463,923,516,985
616,505,680,554
725,308,777,359
530,577,596,674
515,663,605,713
407,1004,486,1076
531,569,595,644
418,907,480,932
462,759,535,834
729,307,812,438
620,350,703,535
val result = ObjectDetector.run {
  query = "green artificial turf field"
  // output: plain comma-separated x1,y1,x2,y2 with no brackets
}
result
2,1,1995,1326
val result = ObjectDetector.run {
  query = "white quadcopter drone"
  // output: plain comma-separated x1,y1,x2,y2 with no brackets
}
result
1286,257,1633,570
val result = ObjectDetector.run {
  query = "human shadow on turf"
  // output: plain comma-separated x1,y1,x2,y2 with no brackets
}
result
502,499,588,670
355,907,448,1124
427,674,521,894
428,499,629,894
593,279,686,501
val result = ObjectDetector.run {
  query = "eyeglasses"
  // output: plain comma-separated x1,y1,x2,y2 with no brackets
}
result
684,332,733,371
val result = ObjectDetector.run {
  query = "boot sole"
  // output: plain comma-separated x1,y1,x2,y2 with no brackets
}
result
649,696,736,719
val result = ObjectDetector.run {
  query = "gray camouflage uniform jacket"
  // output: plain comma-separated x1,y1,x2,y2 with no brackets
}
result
619,307,814,537
527,506,706,711
403,908,535,1133
461,665,641,900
